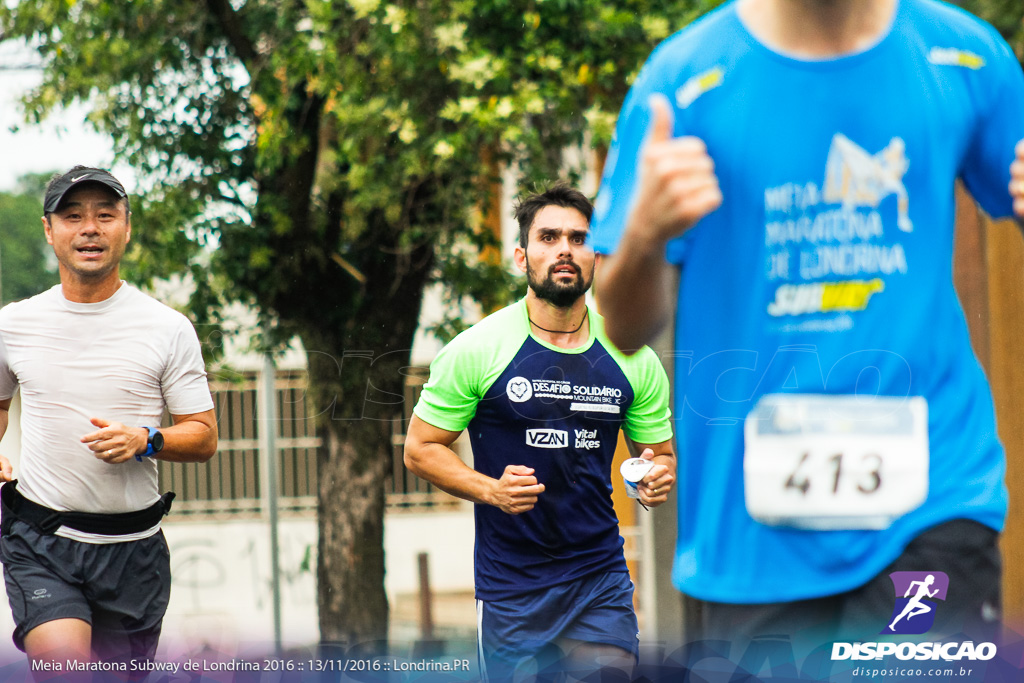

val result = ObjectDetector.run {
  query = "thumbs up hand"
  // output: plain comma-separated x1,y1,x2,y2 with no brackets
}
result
629,93,722,243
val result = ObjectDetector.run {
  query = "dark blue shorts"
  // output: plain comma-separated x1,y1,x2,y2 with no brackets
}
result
476,571,639,682
0,519,171,663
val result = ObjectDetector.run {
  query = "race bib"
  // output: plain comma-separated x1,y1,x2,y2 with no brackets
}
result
743,394,928,530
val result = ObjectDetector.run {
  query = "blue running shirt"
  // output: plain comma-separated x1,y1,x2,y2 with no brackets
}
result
591,0,1024,603
414,300,673,600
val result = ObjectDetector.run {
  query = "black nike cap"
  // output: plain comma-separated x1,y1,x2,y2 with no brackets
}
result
43,167,129,214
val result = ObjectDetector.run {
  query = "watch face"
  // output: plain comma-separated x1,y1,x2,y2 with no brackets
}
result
152,430,165,453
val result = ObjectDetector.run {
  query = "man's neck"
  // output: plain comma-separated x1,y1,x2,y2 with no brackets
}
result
739,0,897,58
524,293,590,349
60,273,123,304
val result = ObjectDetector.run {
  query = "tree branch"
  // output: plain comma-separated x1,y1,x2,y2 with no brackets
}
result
204,0,260,69
216,192,249,209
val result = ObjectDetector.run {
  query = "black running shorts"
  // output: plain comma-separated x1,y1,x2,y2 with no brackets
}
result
0,519,171,663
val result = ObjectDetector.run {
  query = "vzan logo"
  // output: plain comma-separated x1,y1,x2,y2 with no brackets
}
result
526,429,568,448
506,377,533,403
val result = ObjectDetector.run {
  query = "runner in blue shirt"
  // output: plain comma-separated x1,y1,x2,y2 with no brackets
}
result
405,184,676,681
591,0,1024,651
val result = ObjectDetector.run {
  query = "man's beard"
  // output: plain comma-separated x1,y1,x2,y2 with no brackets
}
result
526,257,592,308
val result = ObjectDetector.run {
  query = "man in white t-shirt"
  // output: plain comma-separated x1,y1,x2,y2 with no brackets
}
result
0,166,218,676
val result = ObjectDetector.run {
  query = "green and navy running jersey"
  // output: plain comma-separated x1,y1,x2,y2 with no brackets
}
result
414,300,672,600
591,0,1024,603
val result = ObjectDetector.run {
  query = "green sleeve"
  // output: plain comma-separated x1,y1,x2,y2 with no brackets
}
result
621,346,674,445
413,335,485,432
412,302,530,432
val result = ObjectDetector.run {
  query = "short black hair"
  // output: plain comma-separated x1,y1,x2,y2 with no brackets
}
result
513,183,593,248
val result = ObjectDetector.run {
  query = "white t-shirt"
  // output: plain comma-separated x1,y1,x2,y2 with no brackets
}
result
0,283,214,541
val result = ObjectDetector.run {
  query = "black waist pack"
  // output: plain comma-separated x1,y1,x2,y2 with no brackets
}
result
0,480,174,536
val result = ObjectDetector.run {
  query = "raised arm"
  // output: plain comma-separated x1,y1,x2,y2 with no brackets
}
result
404,415,545,515
597,94,721,352
597,246,678,354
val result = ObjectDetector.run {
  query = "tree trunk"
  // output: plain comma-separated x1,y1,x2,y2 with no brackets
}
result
315,413,391,647
300,217,436,648
243,68,442,646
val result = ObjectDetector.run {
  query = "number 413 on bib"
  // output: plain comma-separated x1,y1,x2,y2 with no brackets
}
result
743,394,928,530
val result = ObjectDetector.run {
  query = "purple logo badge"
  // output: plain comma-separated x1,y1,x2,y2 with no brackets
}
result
882,571,949,635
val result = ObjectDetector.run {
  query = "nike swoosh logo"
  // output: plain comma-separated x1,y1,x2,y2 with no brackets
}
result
71,175,88,182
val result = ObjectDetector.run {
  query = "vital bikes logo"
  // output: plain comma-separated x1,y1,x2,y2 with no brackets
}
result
832,571,998,663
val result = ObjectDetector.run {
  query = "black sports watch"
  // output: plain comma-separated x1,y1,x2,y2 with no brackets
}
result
136,427,165,461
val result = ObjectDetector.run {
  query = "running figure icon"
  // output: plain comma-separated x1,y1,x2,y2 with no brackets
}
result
888,574,939,632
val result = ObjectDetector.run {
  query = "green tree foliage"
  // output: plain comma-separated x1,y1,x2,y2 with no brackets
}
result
954,0,1024,60
0,0,708,645
0,174,59,305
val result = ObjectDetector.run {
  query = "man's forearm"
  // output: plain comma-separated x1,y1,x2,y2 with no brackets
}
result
0,401,12,481
597,238,675,353
0,398,11,444
155,423,217,463
405,442,497,505
153,409,218,463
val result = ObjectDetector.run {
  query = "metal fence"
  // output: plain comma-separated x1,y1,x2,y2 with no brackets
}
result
159,369,457,517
